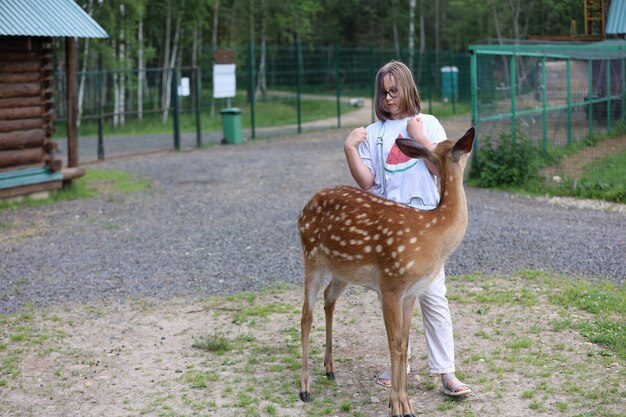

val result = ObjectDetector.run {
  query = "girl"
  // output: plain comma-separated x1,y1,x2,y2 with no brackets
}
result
343,60,471,397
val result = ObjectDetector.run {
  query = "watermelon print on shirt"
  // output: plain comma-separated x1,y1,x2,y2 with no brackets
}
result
385,134,418,173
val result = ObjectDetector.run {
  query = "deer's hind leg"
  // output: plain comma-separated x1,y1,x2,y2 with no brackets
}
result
300,261,325,402
323,277,347,380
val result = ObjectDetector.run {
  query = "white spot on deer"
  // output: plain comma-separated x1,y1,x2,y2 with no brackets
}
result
391,252,397,258
375,245,383,253
310,247,319,256
409,237,417,244
340,240,347,246
406,260,415,269
364,245,372,253
414,246,422,252
387,237,394,245
398,245,406,253
399,267,406,274
394,262,401,269
373,234,380,240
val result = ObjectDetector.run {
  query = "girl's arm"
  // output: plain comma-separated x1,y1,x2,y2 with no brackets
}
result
344,127,375,189
406,117,440,176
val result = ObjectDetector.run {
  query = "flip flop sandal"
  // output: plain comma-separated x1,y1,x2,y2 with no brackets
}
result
375,364,411,388
442,374,471,397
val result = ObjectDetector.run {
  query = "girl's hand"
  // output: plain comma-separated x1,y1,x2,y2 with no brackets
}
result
345,127,367,149
407,117,429,147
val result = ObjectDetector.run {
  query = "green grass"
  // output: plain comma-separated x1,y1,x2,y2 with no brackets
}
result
548,277,626,360
0,168,151,212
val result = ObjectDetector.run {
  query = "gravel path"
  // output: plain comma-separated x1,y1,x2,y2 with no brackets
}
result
2,126,625,314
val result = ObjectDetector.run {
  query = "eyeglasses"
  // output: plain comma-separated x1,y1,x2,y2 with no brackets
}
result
384,88,400,99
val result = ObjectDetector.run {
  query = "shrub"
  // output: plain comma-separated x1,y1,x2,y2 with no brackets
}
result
469,133,546,188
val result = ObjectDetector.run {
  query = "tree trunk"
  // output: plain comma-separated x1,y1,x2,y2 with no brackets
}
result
162,1,183,123
161,0,172,121
256,0,268,100
210,0,220,117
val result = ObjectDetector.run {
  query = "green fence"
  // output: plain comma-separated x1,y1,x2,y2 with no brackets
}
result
469,40,626,201
53,44,471,162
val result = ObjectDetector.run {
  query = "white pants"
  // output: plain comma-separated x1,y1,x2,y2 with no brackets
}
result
416,267,455,374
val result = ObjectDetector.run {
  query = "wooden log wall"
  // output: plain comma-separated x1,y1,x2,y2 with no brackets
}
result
0,36,59,173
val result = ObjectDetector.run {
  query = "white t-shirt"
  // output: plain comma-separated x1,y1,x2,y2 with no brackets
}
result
359,114,447,208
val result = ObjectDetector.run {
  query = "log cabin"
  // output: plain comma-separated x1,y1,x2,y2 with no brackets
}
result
0,0,108,199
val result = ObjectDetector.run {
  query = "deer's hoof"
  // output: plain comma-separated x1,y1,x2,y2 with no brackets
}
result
299,391,311,402
325,372,336,380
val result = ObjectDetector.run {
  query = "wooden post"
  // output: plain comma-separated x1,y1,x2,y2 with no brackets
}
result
65,37,78,168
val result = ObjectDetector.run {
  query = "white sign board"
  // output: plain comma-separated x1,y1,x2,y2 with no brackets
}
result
213,64,236,98
178,77,190,96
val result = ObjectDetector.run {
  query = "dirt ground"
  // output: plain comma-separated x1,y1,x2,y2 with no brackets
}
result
1,273,624,417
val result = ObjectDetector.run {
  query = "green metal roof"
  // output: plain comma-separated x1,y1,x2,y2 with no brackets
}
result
470,39,626,60
0,0,108,38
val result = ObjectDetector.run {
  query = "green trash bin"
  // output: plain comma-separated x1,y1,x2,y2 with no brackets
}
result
220,107,243,144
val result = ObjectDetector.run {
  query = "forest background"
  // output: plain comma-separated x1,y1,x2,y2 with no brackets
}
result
65,0,585,87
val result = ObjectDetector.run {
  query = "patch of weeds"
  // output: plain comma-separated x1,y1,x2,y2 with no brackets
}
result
339,401,352,411
183,370,219,389
506,337,533,350
554,401,569,413
529,400,545,411
192,333,232,354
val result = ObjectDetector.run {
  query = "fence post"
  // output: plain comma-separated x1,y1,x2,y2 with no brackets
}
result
171,67,181,150
449,50,456,115
97,70,104,161
296,42,302,134
622,58,625,120
587,59,594,136
470,49,478,165
194,66,202,147
335,43,341,128
510,54,517,144
541,56,547,153
566,58,572,146
369,46,375,124
247,40,256,139
607,60,612,134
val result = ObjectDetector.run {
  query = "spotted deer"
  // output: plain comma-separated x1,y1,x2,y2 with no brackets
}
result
297,128,475,417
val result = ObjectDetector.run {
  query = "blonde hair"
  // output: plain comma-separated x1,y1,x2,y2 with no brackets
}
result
374,61,421,121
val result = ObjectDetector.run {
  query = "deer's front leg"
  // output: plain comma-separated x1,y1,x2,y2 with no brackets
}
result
300,267,324,403
323,278,347,380
381,292,416,417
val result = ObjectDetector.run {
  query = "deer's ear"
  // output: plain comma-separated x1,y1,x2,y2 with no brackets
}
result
395,137,431,159
452,127,475,160
395,138,441,172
